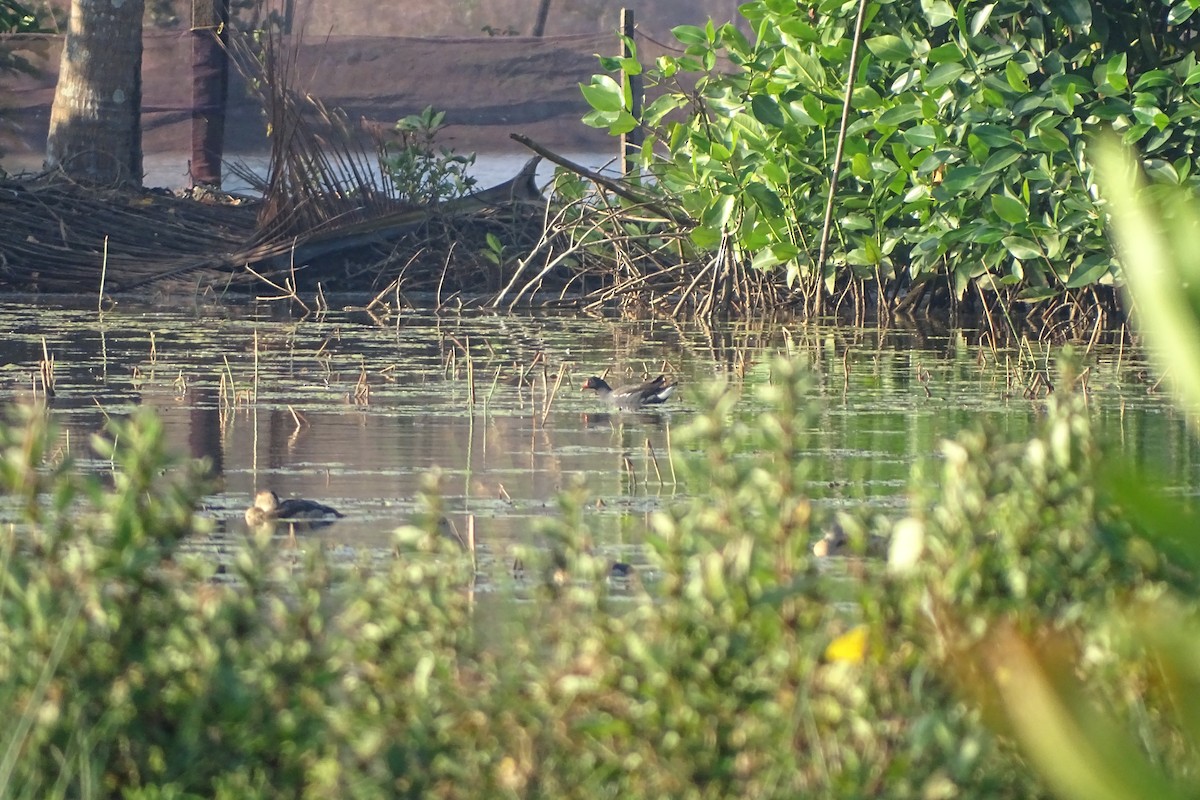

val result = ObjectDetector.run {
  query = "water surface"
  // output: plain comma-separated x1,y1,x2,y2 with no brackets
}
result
0,298,1193,572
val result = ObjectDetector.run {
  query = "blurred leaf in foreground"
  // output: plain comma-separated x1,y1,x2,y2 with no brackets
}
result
1097,137,1200,419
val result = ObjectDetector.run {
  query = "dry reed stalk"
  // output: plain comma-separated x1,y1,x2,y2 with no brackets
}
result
98,235,109,311
485,368,501,411
666,423,677,486
467,515,476,573
355,362,370,405
365,249,424,312
435,243,457,311
916,363,932,399
842,348,851,396
465,337,476,407
646,438,664,488
540,361,567,425
252,330,260,404
245,260,312,315
519,351,545,387
38,338,55,399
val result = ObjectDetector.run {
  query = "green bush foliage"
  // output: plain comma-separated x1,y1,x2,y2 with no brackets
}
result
379,106,477,206
582,1,1200,311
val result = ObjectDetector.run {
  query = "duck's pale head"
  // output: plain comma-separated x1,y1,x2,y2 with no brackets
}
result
253,490,281,513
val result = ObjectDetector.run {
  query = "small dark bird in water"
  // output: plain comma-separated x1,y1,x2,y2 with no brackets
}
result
245,490,343,526
582,374,677,408
608,561,634,579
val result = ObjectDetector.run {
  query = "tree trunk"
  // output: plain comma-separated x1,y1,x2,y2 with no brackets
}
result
46,0,145,186
532,0,550,36
190,0,229,187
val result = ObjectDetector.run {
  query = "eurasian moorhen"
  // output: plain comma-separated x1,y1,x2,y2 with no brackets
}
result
582,374,677,408
245,490,343,526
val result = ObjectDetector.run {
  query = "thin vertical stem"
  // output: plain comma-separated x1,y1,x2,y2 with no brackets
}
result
815,0,871,316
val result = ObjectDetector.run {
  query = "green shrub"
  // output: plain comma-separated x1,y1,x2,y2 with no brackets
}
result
582,1,1200,310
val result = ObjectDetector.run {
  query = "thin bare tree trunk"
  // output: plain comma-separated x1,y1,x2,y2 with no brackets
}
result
46,0,145,185
532,0,551,36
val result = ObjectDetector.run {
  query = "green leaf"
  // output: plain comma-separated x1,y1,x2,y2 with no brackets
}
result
672,25,708,46
992,196,1029,225
852,85,883,110
1065,258,1113,288
1002,235,1042,258
580,75,624,112
750,95,787,128
581,108,618,130
1106,53,1129,91
1059,0,1092,31
878,102,924,127
970,3,995,35
750,247,784,271
1169,2,1197,24
925,62,965,88
851,152,873,181
702,193,737,230
928,42,965,63
866,35,911,62
921,0,955,27
690,224,723,248
607,111,640,135
643,93,686,126
789,51,825,89
902,125,937,148
1016,286,1059,301
939,166,983,193
982,148,1023,174
1031,129,1070,153
745,182,785,215
1006,60,1031,92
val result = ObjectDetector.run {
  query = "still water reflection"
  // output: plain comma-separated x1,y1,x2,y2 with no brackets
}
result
0,298,1195,564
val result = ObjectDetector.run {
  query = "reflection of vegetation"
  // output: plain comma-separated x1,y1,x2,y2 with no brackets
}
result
580,1,1200,319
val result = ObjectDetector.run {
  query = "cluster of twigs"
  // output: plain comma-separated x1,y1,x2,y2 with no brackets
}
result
0,176,260,293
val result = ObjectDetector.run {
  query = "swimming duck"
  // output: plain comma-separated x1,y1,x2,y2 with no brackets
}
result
244,490,343,526
811,522,888,558
582,374,677,408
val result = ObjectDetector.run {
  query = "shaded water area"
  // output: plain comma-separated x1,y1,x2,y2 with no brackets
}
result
1,297,1196,579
